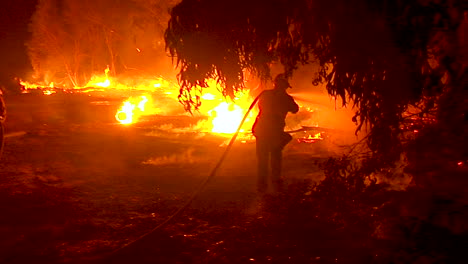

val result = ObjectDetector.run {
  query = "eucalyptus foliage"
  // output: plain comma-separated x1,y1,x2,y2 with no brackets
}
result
165,0,466,161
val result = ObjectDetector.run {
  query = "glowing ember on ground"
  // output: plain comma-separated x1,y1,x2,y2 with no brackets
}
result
42,90,57,95
297,132,323,143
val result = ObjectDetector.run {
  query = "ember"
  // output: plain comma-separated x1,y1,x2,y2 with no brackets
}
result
298,132,324,143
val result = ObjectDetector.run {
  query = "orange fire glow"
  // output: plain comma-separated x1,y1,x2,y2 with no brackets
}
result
19,69,321,138
19,80,56,95
88,66,111,87
113,79,257,134
196,86,256,134
115,95,152,125
298,132,323,143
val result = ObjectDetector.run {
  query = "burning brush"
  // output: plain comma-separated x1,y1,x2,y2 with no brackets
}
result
19,69,324,140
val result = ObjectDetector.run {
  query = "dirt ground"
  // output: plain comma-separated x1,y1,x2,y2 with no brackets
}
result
0,93,333,264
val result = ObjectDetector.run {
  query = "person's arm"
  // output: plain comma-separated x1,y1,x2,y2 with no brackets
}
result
288,96,299,114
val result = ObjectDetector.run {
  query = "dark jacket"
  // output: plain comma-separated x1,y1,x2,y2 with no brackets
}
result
252,89,299,139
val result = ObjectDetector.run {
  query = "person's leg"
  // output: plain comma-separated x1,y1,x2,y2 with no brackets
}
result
270,147,284,192
256,138,269,193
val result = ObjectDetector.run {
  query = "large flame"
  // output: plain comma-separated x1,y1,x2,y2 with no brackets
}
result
115,95,151,125
111,77,257,134
209,102,245,133
86,66,111,88
197,87,256,134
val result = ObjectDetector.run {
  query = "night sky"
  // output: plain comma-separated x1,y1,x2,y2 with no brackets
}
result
0,0,37,91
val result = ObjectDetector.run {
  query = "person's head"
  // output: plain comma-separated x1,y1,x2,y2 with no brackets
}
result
273,74,291,90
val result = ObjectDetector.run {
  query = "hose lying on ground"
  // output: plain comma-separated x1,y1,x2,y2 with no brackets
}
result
105,94,261,257
0,95,5,159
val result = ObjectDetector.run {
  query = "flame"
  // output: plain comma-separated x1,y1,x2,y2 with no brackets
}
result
85,66,111,88
196,84,256,135
310,132,322,140
43,89,56,95
19,80,57,95
298,132,323,143
115,101,136,124
95,79,111,88
209,102,245,133
113,81,256,134
115,95,152,124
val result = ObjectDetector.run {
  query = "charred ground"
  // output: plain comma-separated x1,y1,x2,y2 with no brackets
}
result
0,93,466,264
0,93,325,263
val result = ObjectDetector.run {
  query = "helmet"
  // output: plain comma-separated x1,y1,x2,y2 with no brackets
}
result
274,74,291,89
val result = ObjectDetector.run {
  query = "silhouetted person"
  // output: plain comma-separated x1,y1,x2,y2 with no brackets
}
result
252,74,299,193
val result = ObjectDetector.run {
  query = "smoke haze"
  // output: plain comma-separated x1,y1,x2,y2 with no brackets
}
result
26,0,180,87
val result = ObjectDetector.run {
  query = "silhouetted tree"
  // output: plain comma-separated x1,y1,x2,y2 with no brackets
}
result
165,0,466,169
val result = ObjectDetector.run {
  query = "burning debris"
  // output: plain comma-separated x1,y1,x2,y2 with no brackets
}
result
297,132,323,143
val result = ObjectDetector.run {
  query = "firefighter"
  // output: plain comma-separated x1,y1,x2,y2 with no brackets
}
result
252,74,299,193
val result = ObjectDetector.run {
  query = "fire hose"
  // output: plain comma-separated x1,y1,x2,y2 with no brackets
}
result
0,123,4,159
0,95,6,159
105,93,261,258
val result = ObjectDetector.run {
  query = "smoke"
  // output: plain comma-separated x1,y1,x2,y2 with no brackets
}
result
286,64,364,146
27,0,180,87
0,0,38,91
25,0,364,148
142,147,211,166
